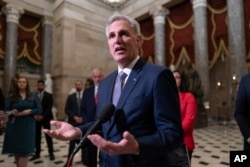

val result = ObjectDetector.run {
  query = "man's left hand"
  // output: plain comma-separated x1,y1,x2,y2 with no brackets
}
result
87,131,139,156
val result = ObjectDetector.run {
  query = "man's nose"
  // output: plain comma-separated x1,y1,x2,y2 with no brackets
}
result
114,35,122,43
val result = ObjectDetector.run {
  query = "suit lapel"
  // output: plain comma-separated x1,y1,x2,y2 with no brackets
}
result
107,58,145,136
117,58,144,108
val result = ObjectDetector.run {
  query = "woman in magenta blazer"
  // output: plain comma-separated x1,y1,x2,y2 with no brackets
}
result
173,70,197,161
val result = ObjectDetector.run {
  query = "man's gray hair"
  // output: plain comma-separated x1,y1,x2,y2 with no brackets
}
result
105,14,141,37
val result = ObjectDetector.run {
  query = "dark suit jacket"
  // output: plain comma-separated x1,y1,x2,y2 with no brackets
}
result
81,86,96,124
235,73,250,150
65,92,82,126
79,58,183,167
39,91,53,122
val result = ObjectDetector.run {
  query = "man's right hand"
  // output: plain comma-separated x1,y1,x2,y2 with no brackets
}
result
43,120,82,141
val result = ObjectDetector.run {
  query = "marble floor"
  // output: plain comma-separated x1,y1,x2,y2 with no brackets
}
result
0,119,243,167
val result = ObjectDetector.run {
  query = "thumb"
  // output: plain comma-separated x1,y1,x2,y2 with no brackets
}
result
123,131,134,141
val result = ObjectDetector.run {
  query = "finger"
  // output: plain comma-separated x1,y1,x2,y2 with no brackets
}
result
43,129,54,138
123,131,135,143
50,120,61,126
88,134,106,147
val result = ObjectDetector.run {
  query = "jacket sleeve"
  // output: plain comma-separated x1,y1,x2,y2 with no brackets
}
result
41,93,53,118
181,93,197,133
31,92,42,115
235,74,250,140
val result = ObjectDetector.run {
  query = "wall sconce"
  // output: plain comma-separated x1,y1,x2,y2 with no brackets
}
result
232,74,236,81
217,81,223,89
203,101,210,110
232,74,238,86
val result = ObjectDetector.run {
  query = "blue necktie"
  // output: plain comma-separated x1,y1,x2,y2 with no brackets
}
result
112,71,127,106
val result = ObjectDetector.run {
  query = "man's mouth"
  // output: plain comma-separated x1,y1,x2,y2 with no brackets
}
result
115,47,125,52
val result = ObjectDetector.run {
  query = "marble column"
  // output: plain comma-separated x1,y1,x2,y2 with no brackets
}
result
192,0,209,101
1,4,24,95
227,0,247,80
150,6,169,66
41,18,53,79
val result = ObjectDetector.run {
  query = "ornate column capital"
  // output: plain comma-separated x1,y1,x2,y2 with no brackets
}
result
2,4,24,24
192,0,207,9
150,6,169,24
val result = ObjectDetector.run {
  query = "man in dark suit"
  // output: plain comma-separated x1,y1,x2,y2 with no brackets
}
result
81,68,104,167
235,73,250,150
30,79,55,161
65,80,85,166
44,14,183,167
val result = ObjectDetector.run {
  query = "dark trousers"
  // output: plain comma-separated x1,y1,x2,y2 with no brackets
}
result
86,143,98,167
35,121,54,155
167,144,190,167
188,151,193,163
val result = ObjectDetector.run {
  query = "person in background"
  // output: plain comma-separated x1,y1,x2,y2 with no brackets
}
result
44,14,183,167
85,78,94,89
81,68,104,167
64,80,85,166
2,76,41,167
0,88,4,111
30,80,55,161
235,73,250,150
0,111,7,129
173,70,197,163
0,88,7,129
8,73,20,94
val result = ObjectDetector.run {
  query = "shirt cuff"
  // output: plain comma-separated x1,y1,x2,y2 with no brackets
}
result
75,127,82,140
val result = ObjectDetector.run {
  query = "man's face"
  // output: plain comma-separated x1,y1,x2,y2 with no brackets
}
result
107,20,141,68
75,81,83,92
37,82,45,92
92,70,103,85
173,72,181,89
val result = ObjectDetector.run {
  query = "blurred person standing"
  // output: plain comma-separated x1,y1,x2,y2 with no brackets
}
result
81,68,104,167
0,111,7,129
30,79,55,161
172,70,197,164
64,80,85,166
85,78,94,89
235,73,250,150
0,88,7,129
2,76,41,167
0,88,4,110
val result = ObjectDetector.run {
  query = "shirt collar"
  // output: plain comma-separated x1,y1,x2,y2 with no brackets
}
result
118,56,140,76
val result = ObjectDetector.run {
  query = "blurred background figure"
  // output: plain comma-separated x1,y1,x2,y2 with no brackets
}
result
0,88,7,131
64,80,85,166
81,68,104,167
30,80,55,161
85,78,94,89
2,76,42,167
8,73,20,95
172,70,197,164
